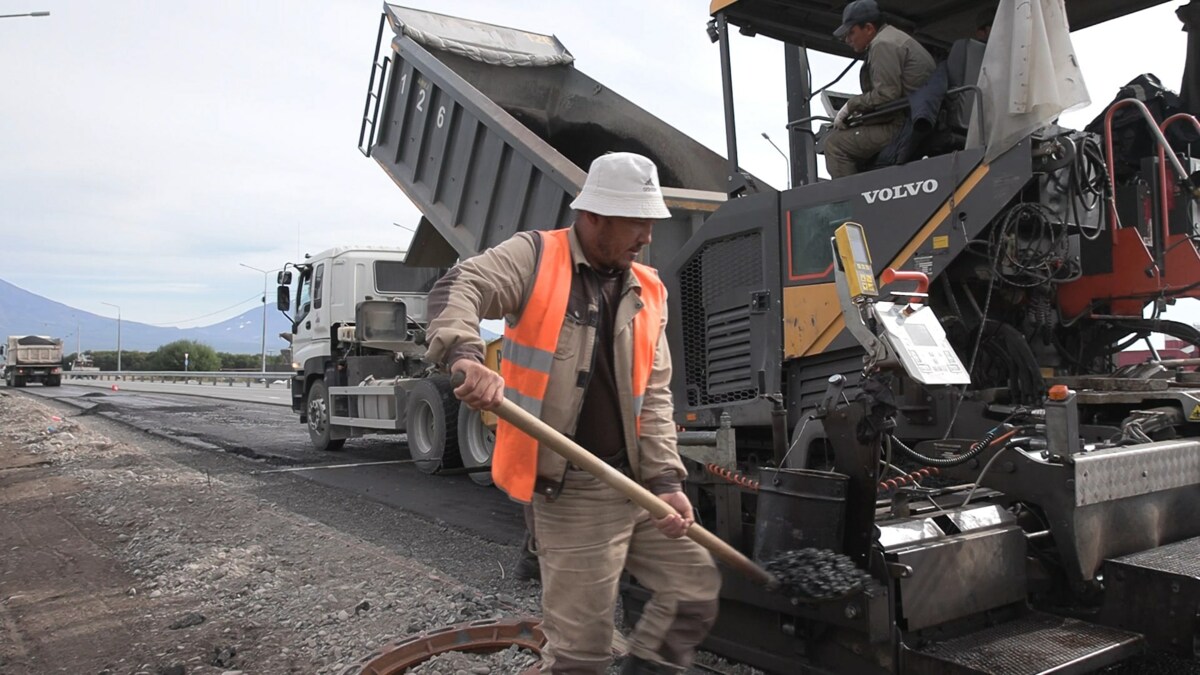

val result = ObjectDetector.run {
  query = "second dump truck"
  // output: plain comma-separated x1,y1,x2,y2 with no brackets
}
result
2,335,64,388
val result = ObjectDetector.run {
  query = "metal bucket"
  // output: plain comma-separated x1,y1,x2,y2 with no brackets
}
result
752,468,849,563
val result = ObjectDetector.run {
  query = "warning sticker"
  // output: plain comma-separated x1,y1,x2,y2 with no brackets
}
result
914,256,934,276
1190,404,1200,421
933,235,950,250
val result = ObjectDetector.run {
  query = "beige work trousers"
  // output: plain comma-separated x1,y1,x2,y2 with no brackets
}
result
824,118,906,178
532,469,722,674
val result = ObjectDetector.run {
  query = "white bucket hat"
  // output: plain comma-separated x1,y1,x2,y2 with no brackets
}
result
569,152,672,219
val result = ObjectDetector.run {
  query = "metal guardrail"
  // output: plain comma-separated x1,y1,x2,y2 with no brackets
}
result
62,371,293,388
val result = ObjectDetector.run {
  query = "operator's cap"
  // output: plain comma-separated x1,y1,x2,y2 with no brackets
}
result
570,152,672,219
833,0,882,38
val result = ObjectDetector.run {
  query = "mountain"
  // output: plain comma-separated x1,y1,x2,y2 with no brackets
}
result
0,278,293,355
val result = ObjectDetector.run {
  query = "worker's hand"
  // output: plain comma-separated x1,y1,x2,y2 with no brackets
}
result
833,105,851,130
450,359,504,411
653,491,695,539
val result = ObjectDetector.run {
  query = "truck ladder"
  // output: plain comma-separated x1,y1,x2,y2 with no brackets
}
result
358,12,392,157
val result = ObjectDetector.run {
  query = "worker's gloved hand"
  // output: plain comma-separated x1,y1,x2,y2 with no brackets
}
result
653,491,695,539
451,359,504,411
833,105,851,130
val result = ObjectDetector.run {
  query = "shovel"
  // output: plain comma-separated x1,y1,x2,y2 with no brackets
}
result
450,372,778,589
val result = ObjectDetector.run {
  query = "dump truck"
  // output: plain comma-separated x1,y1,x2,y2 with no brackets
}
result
341,2,1200,672
282,7,728,483
2,335,64,388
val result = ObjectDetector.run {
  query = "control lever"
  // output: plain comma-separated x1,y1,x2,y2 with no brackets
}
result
880,268,930,306
758,369,789,467
818,374,847,417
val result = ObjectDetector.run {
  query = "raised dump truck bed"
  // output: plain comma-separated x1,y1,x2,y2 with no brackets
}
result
360,4,734,267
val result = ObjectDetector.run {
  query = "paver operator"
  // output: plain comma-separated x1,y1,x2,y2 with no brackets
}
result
424,152,722,674
824,0,936,178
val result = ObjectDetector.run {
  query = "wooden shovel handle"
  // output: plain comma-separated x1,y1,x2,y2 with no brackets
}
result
450,372,777,588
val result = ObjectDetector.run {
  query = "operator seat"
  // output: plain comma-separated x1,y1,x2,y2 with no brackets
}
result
869,37,986,168
941,37,987,149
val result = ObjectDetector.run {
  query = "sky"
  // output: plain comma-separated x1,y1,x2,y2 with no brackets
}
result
0,1,1192,330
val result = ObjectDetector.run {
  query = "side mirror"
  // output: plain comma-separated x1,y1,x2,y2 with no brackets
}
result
277,270,293,285
276,286,291,312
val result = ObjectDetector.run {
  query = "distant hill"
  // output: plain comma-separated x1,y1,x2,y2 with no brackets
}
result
0,278,499,354
0,278,293,354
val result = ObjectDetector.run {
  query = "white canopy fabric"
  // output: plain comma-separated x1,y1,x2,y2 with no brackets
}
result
968,0,1092,160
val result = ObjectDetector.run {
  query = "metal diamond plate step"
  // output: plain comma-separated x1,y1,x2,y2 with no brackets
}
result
1100,535,1200,657
1110,534,1200,577
906,612,1142,674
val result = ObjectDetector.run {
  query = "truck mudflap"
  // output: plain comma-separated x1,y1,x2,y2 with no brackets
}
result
361,4,729,267
1099,534,1200,657
904,612,1143,675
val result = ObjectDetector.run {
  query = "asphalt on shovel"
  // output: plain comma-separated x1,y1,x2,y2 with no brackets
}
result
450,372,778,589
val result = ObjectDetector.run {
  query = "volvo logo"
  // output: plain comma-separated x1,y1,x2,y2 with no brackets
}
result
862,179,939,204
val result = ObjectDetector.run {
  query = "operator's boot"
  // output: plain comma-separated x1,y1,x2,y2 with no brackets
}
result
513,532,540,583
619,655,676,674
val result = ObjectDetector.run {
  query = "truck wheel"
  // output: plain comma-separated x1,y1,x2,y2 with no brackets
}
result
12,374,25,388
307,380,345,452
45,376,62,387
405,377,461,474
457,405,495,486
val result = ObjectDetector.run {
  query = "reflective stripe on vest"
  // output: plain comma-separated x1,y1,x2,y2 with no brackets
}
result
630,266,665,430
492,228,665,502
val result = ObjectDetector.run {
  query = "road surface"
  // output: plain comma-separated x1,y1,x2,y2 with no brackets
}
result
20,381,524,545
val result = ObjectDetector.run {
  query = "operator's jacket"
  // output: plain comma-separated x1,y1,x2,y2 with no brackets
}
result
845,24,936,124
424,225,685,501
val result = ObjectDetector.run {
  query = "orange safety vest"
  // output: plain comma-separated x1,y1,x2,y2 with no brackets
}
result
492,228,665,502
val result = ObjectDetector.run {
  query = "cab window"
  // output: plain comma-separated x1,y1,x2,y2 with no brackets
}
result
313,263,325,310
787,201,852,284
296,268,313,321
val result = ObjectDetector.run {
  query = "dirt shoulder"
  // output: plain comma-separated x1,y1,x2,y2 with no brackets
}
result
0,391,532,675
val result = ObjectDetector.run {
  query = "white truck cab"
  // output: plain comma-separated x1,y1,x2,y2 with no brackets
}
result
277,247,494,484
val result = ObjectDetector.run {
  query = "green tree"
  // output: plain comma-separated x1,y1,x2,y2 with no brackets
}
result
149,340,220,372
123,351,150,371
90,350,151,371
267,353,292,372
218,352,259,370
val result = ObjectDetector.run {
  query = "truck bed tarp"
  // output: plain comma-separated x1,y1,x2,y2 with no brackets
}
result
386,5,573,67
15,335,59,346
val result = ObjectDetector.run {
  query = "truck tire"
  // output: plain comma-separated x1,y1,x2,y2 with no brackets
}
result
457,405,495,486
405,377,461,474
12,374,25,388
306,379,345,452
45,376,62,387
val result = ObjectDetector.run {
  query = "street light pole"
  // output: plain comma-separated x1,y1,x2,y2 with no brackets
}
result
239,263,275,373
0,11,50,18
761,132,792,189
101,302,121,372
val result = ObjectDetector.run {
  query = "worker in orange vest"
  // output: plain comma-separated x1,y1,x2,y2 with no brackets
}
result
425,152,721,674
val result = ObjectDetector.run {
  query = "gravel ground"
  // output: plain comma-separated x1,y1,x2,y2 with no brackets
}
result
0,391,762,675
0,391,545,674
